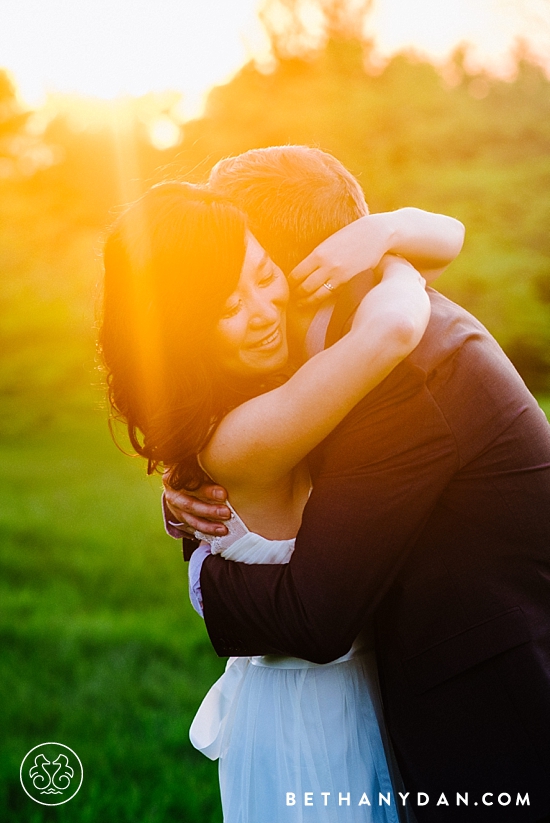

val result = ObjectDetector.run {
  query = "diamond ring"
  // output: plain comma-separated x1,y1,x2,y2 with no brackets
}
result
322,281,335,292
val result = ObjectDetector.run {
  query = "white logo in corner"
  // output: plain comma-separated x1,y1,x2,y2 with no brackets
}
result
20,742,83,806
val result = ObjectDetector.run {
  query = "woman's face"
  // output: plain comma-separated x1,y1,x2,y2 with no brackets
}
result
215,233,289,378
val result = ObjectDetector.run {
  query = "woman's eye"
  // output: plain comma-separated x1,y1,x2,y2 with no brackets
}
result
259,270,276,287
222,301,241,319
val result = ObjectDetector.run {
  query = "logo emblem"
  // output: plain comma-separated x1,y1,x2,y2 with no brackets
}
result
20,742,83,806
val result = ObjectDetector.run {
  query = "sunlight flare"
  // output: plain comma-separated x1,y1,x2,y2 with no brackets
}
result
0,0,549,117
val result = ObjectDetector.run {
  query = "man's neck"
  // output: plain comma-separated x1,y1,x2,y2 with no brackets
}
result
286,299,316,368
287,298,337,367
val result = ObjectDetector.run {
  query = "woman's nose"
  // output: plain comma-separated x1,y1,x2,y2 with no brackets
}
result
248,295,279,329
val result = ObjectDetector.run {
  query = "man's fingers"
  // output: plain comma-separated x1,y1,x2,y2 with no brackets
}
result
163,474,228,504
166,521,196,537
170,514,228,537
165,489,230,521
198,483,228,503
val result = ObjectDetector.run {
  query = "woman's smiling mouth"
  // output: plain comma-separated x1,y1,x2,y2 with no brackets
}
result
248,326,282,351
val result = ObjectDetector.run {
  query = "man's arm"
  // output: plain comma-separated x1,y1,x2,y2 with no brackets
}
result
199,360,459,662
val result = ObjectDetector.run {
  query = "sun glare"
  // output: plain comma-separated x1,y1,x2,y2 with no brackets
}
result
0,0,265,114
0,0,548,125
149,116,182,151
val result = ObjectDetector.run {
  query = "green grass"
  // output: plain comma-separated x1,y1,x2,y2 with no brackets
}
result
538,395,550,421
0,412,224,823
2,398,549,823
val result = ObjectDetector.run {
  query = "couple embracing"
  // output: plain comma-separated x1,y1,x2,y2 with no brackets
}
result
100,146,550,823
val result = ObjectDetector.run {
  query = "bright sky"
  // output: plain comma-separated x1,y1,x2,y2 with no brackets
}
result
371,0,550,75
1,0,548,116
0,0,265,116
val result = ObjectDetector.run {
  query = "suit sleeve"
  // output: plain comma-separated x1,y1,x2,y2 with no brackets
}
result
200,360,459,662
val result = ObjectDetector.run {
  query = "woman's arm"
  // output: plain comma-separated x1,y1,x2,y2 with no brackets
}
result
202,256,430,491
289,208,465,305
380,207,465,277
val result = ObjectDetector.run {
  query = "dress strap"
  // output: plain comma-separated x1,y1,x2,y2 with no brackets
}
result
194,501,249,553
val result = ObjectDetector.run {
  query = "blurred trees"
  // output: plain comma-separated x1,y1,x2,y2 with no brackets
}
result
259,0,373,56
0,82,183,435
1,26,550,440
0,72,29,175
171,38,550,391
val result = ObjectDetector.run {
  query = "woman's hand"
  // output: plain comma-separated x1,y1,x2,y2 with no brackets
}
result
288,215,388,306
351,255,431,357
288,208,464,308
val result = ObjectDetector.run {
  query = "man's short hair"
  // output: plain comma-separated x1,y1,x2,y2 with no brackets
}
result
208,146,368,272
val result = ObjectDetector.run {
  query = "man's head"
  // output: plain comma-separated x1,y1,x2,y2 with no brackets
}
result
208,146,368,273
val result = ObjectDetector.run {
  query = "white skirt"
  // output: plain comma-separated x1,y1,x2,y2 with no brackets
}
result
191,646,413,823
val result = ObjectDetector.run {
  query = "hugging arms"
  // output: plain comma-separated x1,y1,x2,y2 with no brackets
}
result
102,145,550,821
164,204,463,540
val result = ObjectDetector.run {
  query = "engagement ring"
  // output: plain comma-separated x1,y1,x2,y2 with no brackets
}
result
323,281,335,292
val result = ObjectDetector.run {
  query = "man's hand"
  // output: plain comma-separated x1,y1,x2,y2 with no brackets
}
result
163,474,230,537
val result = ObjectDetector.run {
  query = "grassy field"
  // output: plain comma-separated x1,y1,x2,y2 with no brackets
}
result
3,39,550,821
2,396,549,822
0,409,225,823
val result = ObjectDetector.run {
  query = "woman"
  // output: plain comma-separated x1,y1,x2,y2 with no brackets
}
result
99,180,461,822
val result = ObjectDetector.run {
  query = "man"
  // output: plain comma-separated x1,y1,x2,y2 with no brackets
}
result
166,146,550,822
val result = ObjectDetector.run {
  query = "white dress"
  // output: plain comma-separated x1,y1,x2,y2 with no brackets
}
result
190,505,413,823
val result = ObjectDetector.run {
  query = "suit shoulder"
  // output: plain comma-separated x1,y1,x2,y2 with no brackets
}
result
410,289,502,371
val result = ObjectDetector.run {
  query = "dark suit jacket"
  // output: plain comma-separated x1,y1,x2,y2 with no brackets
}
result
200,285,550,822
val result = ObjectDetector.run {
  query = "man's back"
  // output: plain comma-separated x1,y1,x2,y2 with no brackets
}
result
385,291,550,651
350,291,550,819
201,288,550,820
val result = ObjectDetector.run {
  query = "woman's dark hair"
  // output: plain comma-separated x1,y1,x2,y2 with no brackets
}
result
98,181,252,490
